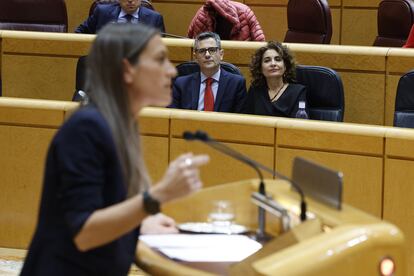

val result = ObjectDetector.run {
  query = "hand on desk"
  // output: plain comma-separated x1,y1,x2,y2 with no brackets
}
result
141,213,179,234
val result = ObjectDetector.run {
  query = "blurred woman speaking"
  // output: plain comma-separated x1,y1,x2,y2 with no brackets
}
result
21,24,209,275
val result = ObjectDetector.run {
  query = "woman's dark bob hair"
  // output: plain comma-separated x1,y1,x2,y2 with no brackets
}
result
249,41,297,87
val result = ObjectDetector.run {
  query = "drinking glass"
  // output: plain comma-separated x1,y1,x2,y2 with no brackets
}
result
208,200,235,232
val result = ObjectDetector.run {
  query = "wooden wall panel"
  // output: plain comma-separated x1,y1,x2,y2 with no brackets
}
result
383,158,414,274
0,126,56,248
340,71,385,125
142,136,169,183
342,0,380,8
331,8,341,45
170,138,274,187
2,55,77,101
250,6,287,42
66,0,95,33
275,148,383,217
64,0,386,46
341,9,377,46
152,2,202,37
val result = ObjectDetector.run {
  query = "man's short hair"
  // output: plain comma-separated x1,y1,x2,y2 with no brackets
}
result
194,32,221,50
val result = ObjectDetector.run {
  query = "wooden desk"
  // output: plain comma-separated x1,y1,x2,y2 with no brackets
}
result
1,98,414,273
2,31,414,125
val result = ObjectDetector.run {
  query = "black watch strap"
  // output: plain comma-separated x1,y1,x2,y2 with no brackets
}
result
143,190,161,215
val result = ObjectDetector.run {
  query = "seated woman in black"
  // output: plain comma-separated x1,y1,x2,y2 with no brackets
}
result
243,41,307,118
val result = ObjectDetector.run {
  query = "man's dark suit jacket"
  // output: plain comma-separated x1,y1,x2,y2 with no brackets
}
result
170,69,247,113
75,3,165,34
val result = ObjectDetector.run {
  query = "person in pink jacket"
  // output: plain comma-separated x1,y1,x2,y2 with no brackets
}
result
188,0,265,41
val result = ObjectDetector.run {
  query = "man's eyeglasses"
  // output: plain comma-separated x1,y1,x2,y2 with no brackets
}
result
194,47,220,55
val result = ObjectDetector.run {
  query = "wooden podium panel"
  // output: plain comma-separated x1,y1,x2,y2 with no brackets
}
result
275,148,383,217
0,126,56,249
138,179,405,276
384,130,414,274
384,158,414,274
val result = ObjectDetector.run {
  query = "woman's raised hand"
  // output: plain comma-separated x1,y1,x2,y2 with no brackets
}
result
149,153,209,203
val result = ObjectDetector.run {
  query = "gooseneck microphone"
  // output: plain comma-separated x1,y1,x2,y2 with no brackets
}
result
183,130,269,240
183,130,307,225
161,32,189,39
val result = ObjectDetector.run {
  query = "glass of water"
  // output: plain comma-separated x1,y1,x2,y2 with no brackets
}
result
208,200,235,232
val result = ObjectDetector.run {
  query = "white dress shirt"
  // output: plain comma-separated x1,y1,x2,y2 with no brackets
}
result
198,69,221,111
117,9,140,24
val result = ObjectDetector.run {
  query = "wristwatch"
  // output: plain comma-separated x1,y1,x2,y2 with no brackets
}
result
143,190,161,214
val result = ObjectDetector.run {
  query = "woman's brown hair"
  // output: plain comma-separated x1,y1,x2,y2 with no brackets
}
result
85,23,157,197
250,41,297,88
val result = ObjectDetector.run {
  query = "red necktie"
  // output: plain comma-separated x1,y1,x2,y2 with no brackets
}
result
204,77,214,111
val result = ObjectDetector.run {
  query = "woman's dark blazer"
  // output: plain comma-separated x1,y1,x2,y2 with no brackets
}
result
21,105,139,276
243,83,307,118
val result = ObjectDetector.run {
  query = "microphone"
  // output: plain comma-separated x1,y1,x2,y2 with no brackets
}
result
183,130,307,226
161,32,189,39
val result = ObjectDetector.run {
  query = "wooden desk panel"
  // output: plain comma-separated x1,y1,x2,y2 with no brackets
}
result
3,55,78,101
153,2,201,37
387,48,414,74
331,8,341,45
170,110,275,145
170,138,274,187
340,71,385,125
275,148,383,217
276,121,384,155
1,31,92,56
291,44,387,71
66,0,94,33
142,136,169,183
139,107,171,136
342,0,380,7
250,6,287,42
385,75,401,126
383,158,414,274
4,32,414,127
341,8,378,46
385,131,414,160
0,125,56,248
0,98,72,127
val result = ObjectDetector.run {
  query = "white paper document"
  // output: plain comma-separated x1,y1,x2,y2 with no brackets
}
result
140,234,262,262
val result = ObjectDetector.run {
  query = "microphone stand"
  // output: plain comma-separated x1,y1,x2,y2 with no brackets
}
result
202,139,271,242
183,131,307,242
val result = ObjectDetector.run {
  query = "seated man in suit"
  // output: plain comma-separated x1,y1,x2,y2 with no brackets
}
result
170,32,247,113
75,0,165,34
